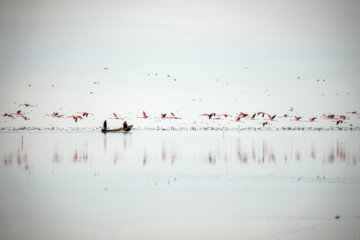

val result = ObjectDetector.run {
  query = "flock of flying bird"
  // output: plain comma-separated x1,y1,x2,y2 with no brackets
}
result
198,111,359,126
2,104,360,127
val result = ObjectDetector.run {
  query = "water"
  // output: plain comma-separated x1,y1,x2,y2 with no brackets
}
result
0,131,359,240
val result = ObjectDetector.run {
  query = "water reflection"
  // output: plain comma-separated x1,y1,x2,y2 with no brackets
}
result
1,133,359,171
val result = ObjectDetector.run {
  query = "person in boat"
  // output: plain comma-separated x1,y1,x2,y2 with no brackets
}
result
123,121,128,129
103,120,107,131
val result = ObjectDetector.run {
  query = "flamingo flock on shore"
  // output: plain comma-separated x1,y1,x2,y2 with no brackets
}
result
2,103,360,126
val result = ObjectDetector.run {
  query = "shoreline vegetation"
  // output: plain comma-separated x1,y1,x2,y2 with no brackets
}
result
1,126,360,132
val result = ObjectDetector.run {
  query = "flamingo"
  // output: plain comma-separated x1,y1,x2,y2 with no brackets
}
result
219,114,232,118
18,115,30,120
267,114,276,121
2,113,15,119
249,113,257,120
111,113,123,120
68,115,82,122
200,113,216,119
309,117,317,122
257,112,266,118
336,120,343,125
280,114,291,118
138,111,149,119
170,113,182,119
323,114,335,119
337,115,347,120
346,111,358,115
77,112,94,117
15,110,24,116
294,116,302,121
239,112,248,118
19,104,37,107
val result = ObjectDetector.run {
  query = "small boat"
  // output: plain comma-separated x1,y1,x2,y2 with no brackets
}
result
102,125,133,133
101,120,133,133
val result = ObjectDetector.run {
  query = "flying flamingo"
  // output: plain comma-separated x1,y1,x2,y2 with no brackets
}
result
323,114,335,119
138,111,149,119
293,116,302,121
239,112,248,118
309,117,317,122
111,113,123,120
68,115,82,122
337,115,347,120
257,112,266,118
219,114,232,118
267,114,276,121
2,113,15,119
77,112,94,117
15,110,24,116
19,104,37,107
346,111,358,115
336,120,343,125
170,113,182,119
280,114,291,118
18,115,30,120
249,113,257,120
45,112,64,118
200,113,216,119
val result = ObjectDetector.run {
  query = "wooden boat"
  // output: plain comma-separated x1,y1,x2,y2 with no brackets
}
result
101,125,133,133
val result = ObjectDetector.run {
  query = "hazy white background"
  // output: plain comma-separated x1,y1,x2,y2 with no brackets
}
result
1,0,360,127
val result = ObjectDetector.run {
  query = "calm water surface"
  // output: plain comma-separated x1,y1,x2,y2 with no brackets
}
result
0,131,359,240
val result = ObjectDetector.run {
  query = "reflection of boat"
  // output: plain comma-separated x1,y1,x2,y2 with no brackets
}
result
102,125,133,133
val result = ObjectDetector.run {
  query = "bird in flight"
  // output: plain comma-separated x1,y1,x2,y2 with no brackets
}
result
111,113,123,120
267,114,276,121
309,117,317,122
2,113,15,119
169,112,182,119
19,103,37,107
200,113,216,119
336,119,343,125
77,112,94,117
138,111,149,119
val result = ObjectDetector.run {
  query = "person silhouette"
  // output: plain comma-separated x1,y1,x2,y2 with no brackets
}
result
123,121,128,129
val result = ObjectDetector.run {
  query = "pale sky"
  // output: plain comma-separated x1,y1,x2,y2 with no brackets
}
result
1,0,360,127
